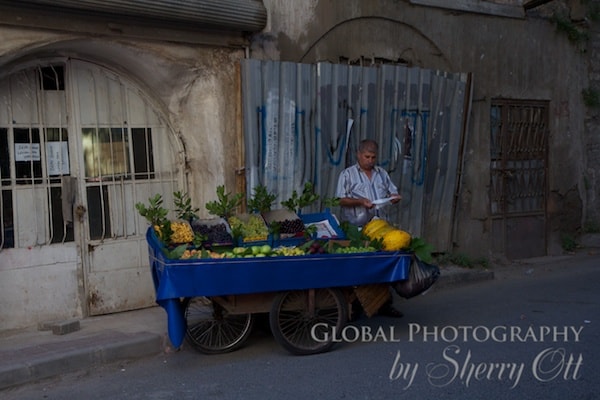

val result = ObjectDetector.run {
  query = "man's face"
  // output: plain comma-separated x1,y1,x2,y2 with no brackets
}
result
357,150,377,171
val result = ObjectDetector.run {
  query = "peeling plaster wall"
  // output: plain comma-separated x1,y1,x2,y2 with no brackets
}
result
0,25,244,212
178,50,245,215
0,24,243,329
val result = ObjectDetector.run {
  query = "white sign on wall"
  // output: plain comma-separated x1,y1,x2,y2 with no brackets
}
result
14,143,41,161
46,141,70,175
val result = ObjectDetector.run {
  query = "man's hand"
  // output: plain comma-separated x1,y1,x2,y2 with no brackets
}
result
390,194,402,204
362,198,374,209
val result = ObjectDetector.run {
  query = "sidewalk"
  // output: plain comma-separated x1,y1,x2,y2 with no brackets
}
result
0,305,170,390
1,248,594,391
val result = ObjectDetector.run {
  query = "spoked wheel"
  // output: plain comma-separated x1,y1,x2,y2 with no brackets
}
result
184,296,254,354
269,288,347,355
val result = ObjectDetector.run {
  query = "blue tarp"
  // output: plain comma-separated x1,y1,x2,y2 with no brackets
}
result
147,227,411,347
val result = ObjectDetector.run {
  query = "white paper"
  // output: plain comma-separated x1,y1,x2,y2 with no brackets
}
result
305,219,338,238
46,142,70,175
372,197,394,205
15,143,40,161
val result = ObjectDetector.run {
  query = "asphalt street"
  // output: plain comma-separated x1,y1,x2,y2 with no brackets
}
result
3,253,598,400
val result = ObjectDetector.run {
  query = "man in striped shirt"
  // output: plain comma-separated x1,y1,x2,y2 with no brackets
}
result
336,139,402,227
336,139,404,318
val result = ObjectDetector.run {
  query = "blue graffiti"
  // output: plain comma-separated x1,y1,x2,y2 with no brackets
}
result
325,130,348,166
258,102,430,189
397,109,429,186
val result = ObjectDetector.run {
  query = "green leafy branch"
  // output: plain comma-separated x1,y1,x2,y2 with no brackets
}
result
339,221,382,249
304,224,317,240
135,194,169,226
173,191,199,221
248,184,277,213
409,237,434,263
281,182,320,213
205,185,243,219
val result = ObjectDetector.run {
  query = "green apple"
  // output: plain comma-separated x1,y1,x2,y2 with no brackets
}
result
251,245,262,255
232,247,246,255
260,244,272,255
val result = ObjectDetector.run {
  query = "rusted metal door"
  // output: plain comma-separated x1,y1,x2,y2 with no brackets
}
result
490,99,549,259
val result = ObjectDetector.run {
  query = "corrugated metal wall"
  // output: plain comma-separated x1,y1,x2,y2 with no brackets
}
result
241,59,471,251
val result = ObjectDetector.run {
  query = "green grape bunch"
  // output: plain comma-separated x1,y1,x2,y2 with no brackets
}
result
228,214,268,241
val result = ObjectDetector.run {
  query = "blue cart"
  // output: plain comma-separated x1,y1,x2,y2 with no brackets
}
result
147,227,411,355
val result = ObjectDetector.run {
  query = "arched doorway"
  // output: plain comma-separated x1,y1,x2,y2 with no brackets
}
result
0,58,185,319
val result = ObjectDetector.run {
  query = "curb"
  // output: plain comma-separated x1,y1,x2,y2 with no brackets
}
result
0,331,164,390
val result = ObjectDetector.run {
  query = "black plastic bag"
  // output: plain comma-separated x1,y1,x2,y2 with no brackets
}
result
393,255,440,299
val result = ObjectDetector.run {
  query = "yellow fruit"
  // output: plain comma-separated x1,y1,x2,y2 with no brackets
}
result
382,229,412,251
363,219,389,238
370,224,395,240
170,221,194,243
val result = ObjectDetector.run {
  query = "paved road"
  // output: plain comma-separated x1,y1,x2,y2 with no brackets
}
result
3,256,599,400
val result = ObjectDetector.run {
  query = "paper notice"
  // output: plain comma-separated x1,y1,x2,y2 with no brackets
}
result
305,219,338,238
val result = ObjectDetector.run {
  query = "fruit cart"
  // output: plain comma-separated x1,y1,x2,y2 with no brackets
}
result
147,227,411,355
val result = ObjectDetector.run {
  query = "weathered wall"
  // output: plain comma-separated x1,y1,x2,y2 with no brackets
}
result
0,245,81,330
0,25,244,214
0,23,244,329
584,19,600,232
257,0,590,258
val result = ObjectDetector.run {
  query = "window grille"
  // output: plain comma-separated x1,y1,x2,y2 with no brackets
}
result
490,100,548,215
0,61,180,249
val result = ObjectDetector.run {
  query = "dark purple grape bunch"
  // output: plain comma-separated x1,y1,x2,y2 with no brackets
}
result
191,221,233,244
279,218,304,234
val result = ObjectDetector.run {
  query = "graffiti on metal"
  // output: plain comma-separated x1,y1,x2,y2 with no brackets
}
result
241,59,469,250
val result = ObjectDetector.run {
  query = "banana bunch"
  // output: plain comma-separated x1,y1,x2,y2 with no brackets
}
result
170,221,194,244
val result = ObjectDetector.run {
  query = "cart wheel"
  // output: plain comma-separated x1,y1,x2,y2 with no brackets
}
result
184,297,254,354
269,288,347,355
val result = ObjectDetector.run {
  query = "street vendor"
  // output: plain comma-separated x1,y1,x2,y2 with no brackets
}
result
336,138,402,226
336,138,404,318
